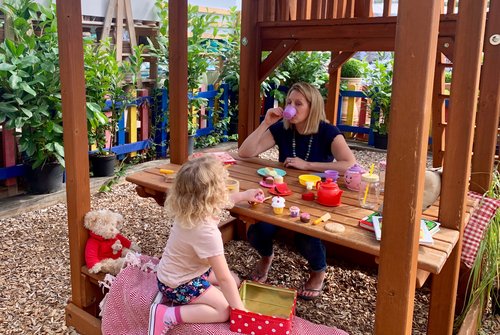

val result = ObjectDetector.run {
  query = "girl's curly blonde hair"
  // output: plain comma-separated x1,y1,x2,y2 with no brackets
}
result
165,155,229,229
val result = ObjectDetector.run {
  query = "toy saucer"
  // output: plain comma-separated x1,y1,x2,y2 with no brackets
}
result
259,180,275,188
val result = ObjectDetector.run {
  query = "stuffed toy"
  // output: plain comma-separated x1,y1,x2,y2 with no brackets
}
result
84,209,141,275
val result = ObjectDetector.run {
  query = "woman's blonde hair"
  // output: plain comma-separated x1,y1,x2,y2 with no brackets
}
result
165,155,229,229
283,82,326,135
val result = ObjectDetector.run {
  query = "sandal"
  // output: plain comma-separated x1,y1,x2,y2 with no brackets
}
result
297,282,325,301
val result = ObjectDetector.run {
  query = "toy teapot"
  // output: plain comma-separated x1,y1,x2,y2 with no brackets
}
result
344,164,366,191
316,178,343,207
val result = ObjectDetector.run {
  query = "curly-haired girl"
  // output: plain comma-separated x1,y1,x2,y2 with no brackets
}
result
149,155,264,334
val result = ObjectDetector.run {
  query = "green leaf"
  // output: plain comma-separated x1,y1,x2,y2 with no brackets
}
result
20,82,36,96
0,63,16,71
20,107,32,118
0,102,18,113
54,142,65,157
8,73,21,89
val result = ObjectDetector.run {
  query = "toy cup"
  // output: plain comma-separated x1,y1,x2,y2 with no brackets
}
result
283,105,297,120
226,178,239,194
324,169,339,182
289,206,300,218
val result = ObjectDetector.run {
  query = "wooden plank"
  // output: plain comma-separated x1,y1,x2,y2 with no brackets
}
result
437,37,455,61
115,0,124,62
354,0,373,18
447,0,457,15
65,302,101,335
169,0,189,164
238,0,261,145
56,0,91,315
374,0,442,333
470,0,500,193
326,0,336,19
297,0,308,20
262,37,395,52
258,0,265,22
1,127,16,186
100,0,117,41
288,0,298,20
258,39,297,82
383,0,392,17
264,0,277,22
337,0,346,19
329,51,355,70
345,0,355,18
456,298,481,335
429,0,489,334
277,0,288,21
311,0,322,19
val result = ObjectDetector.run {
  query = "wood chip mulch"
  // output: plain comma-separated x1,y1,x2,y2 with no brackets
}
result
0,146,498,334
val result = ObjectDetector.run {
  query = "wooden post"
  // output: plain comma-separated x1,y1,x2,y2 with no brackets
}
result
169,0,189,164
56,0,99,333
431,52,446,167
375,1,441,334
470,0,500,194
239,0,261,145
428,0,488,333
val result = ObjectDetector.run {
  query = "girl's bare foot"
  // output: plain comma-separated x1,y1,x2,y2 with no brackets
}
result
249,255,273,283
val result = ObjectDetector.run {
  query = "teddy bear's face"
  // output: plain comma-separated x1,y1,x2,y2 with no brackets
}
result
84,210,124,239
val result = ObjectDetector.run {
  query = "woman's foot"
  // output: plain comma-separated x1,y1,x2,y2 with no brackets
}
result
248,255,273,283
297,270,325,300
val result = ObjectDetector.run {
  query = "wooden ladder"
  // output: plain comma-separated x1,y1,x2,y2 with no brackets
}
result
100,0,137,62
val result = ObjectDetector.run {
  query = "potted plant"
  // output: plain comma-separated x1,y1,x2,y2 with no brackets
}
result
0,0,65,193
340,58,364,89
84,38,143,176
362,54,393,149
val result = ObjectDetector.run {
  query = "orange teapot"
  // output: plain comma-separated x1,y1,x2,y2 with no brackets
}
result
316,178,343,207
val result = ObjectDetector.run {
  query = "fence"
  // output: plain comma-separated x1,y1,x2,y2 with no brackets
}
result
0,83,229,188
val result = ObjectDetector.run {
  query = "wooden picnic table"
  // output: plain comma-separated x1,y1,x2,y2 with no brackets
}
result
125,153,478,276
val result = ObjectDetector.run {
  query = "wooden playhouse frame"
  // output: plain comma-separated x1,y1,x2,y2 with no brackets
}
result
56,0,499,334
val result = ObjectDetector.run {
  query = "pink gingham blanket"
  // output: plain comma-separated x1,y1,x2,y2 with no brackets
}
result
100,254,348,335
461,191,500,268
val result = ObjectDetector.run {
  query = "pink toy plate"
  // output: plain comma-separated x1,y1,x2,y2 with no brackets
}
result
259,180,275,188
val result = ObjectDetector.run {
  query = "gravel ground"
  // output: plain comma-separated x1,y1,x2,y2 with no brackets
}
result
0,145,498,334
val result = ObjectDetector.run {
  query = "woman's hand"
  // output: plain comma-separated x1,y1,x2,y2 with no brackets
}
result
284,156,309,170
263,107,284,127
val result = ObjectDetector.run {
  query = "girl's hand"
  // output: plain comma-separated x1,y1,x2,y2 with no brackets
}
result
245,188,265,203
284,156,309,170
263,107,283,127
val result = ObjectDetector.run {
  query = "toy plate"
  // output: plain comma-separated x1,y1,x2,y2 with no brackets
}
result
257,167,287,177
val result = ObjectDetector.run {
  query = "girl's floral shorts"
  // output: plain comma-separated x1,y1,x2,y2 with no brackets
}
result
158,269,211,305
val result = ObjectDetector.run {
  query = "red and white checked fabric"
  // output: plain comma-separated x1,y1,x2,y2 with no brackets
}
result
100,254,349,335
461,191,500,268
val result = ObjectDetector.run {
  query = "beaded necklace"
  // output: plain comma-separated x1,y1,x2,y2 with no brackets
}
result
292,130,314,161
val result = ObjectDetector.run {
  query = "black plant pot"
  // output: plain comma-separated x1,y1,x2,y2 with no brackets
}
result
188,135,195,156
24,162,64,194
374,132,389,150
90,153,116,177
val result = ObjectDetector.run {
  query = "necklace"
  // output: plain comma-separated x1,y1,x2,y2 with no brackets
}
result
292,131,314,161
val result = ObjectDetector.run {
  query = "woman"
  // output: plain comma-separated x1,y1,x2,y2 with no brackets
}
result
239,82,356,300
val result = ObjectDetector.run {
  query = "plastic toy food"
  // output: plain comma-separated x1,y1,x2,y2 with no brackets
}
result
300,212,310,223
271,196,286,214
289,206,300,218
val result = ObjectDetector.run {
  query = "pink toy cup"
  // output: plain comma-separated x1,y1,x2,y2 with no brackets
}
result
283,105,297,120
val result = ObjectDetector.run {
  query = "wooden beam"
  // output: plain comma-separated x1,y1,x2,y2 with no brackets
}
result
239,0,261,145
262,37,395,52
470,0,500,193
326,52,341,124
258,39,297,83
375,0,441,333
328,51,355,71
383,0,392,17
354,0,373,18
429,0,488,334
115,0,124,61
56,0,91,312
169,0,188,164
437,37,455,62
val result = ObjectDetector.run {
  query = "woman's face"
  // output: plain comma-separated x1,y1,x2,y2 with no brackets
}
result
286,90,310,124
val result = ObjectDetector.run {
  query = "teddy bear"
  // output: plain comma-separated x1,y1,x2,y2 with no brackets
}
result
84,209,141,275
